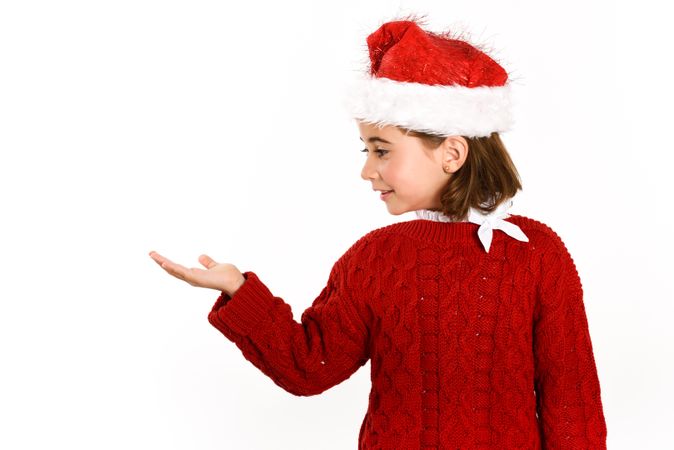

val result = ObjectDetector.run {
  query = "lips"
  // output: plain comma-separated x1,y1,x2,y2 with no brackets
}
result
380,190,393,201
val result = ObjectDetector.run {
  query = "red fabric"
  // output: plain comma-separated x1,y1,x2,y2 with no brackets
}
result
208,214,607,449
366,19,508,88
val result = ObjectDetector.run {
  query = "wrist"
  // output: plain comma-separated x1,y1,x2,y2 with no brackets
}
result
225,272,246,297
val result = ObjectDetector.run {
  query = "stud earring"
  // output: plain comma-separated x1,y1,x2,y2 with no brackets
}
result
443,166,452,174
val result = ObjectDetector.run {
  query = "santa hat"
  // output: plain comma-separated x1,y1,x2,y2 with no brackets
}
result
343,19,514,138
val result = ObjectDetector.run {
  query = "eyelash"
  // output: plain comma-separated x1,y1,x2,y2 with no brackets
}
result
361,148,389,158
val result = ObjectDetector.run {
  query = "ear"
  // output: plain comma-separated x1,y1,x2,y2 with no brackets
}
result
440,136,469,174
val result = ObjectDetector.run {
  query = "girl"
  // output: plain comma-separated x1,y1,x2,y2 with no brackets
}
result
149,17,607,449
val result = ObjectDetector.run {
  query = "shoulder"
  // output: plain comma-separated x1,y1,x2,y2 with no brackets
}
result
327,222,408,282
506,214,575,257
506,214,582,280
340,222,402,261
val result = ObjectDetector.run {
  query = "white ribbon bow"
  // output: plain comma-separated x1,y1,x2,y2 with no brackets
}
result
466,199,529,252
414,199,529,253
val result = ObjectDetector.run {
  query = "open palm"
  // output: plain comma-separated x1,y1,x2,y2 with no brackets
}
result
149,251,245,296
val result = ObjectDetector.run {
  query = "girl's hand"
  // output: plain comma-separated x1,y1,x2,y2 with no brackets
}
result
148,251,246,297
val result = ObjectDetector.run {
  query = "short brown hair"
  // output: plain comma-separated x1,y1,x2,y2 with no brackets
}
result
399,127,523,222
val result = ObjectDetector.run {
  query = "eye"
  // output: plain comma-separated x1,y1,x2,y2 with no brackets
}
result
360,148,389,158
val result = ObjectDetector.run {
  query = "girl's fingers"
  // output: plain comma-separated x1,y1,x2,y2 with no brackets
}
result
161,259,200,285
163,261,189,282
198,254,217,269
149,251,167,266
149,251,212,288
150,251,187,278
150,251,183,272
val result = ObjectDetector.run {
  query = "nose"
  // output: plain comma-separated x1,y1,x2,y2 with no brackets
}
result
360,155,378,181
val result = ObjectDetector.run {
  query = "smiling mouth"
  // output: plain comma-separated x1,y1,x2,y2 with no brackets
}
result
380,190,394,200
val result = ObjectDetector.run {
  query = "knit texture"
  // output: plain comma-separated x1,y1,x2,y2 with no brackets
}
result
207,214,607,449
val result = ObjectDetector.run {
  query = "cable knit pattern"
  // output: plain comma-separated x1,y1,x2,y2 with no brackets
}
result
207,214,607,449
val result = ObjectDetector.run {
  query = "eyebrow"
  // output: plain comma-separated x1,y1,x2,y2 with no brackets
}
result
359,136,393,144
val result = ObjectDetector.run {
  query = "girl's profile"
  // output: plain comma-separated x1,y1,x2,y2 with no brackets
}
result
150,15,607,449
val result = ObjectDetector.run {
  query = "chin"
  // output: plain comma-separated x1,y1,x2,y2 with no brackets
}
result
385,205,411,216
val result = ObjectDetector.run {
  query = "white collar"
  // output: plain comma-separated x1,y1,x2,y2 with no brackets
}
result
414,199,529,252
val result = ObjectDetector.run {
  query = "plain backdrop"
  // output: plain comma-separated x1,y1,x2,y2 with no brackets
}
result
1,0,672,449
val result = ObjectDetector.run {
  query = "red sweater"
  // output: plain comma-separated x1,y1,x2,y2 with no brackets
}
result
208,214,608,449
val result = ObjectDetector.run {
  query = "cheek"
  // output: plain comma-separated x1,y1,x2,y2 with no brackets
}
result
380,163,400,186
386,160,417,189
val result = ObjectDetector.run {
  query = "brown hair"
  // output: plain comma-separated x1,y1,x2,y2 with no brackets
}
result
399,127,523,222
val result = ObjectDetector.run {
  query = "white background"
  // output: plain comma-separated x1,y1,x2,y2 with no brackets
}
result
1,0,671,449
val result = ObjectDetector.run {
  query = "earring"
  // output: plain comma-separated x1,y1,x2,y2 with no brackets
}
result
443,165,452,174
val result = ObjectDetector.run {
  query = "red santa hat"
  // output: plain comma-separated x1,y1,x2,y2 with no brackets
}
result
343,18,514,138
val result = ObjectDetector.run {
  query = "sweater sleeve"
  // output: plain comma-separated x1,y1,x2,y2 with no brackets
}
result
207,257,370,397
532,238,608,449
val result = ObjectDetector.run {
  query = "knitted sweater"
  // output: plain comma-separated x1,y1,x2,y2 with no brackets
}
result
207,213,607,449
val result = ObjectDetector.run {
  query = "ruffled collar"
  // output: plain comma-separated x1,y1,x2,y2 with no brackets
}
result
413,199,528,252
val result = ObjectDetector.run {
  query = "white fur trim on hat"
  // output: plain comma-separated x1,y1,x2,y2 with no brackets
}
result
342,75,514,138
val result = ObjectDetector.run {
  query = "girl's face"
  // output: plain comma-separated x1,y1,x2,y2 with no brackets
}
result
358,121,468,215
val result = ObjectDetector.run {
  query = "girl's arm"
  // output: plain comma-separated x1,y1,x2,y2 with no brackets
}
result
207,256,370,397
533,236,608,449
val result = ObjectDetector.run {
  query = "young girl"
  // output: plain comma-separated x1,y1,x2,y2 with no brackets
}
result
149,17,607,449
